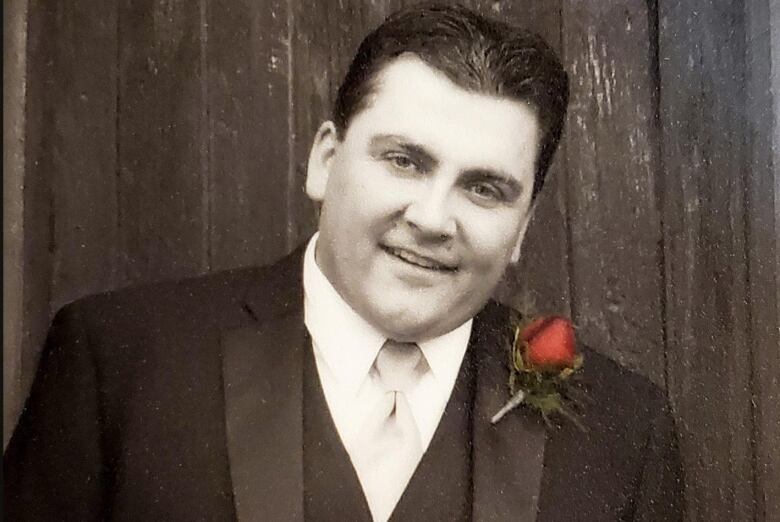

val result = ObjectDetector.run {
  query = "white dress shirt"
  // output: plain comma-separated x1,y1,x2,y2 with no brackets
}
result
302,233,472,489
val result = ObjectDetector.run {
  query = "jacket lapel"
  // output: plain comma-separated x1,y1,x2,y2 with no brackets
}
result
221,247,308,522
471,303,547,522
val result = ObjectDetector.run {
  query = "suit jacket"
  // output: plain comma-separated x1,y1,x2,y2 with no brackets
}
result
4,245,684,521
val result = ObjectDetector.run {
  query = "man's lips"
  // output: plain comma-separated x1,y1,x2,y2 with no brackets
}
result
381,245,458,272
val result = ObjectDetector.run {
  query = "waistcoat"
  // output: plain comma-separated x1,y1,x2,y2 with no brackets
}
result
303,343,476,521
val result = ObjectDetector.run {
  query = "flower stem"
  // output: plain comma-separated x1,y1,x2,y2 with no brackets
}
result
490,389,527,424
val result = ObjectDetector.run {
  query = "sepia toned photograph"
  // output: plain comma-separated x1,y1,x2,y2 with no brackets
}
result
4,1,779,520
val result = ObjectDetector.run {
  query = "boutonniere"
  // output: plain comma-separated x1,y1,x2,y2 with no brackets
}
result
491,312,586,430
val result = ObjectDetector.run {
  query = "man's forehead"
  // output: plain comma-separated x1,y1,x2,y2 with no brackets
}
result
361,54,472,110
343,55,540,178
348,54,538,134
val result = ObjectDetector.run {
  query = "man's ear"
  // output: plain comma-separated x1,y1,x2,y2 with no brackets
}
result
510,202,536,263
306,121,340,202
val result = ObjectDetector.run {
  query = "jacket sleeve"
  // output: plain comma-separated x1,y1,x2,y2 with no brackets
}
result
632,399,686,521
4,303,107,522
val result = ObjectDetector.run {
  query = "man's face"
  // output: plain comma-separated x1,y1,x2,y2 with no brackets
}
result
306,55,540,342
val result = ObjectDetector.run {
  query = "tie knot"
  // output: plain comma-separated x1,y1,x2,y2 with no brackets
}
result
374,340,426,393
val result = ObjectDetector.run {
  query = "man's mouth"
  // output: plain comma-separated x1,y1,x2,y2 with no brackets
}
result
381,245,458,272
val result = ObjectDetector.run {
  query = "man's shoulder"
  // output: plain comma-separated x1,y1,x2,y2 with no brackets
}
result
58,244,306,333
579,345,668,417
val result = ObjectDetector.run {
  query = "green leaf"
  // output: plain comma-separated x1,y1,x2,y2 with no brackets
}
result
513,342,526,372
527,392,563,415
558,367,574,380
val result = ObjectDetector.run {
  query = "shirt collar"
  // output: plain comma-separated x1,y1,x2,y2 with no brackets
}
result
418,319,472,386
303,233,473,396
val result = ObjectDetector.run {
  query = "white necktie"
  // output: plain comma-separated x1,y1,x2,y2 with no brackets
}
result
352,340,428,522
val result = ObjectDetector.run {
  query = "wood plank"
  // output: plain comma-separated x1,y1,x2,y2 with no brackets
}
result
46,3,120,312
20,1,59,429
659,2,755,520
4,0,29,448
469,0,572,318
207,0,291,270
117,0,208,285
562,1,665,384
746,0,780,518
18,0,120,442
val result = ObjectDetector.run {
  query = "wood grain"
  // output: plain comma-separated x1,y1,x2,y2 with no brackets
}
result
659,2,755,519
4,0,29,448
207,0,291,269
117,0,208,285
745,1,780,518
46,2,120,312
562,1,666,384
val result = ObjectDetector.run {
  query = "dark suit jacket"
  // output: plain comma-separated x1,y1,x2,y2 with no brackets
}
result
4,246,684,521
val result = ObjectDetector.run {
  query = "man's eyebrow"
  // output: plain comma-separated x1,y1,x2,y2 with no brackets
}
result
368,134,438,167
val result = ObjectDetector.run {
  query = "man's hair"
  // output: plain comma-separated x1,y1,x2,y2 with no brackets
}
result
333,2,569,198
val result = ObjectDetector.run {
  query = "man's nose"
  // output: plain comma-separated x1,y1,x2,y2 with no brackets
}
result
402,180,457,240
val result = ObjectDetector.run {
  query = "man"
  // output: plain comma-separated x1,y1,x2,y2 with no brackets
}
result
5,3,683,521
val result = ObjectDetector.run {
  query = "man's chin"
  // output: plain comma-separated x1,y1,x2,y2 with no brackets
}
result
368,312,463,342
352,282,481,340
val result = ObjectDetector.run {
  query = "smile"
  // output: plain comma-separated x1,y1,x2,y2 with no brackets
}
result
382,245,458,272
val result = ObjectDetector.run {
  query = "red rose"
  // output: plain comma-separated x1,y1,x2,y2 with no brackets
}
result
521,316,576,372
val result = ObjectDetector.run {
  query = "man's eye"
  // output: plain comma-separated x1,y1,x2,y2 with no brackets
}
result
385,153,417,171
468,182,503,202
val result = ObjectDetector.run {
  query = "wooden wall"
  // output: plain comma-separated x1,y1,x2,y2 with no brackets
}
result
4,0,29,460
5,1,779,520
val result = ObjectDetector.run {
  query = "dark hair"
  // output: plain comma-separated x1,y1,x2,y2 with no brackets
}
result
333,3,569,198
